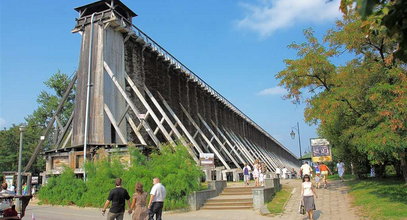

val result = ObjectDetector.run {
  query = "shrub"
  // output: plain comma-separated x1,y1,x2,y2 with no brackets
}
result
39,144,203,210
38,168,86,205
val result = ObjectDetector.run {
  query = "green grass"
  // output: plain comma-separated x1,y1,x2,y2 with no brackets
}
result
267,186,291,215
347,178,407,220
327,174,355,180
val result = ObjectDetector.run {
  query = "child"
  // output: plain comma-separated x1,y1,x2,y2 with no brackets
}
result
314,173,321,189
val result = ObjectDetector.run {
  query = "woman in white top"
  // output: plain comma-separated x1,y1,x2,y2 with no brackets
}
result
252,159,260,187
301,174,318,220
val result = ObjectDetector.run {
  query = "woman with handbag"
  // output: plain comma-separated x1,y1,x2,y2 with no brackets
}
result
301,174,318,220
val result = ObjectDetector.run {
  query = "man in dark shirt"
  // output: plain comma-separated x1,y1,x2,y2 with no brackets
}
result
102,178,131,220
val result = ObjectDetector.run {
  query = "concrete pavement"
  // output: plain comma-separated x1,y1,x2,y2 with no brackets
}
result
24,179,360,220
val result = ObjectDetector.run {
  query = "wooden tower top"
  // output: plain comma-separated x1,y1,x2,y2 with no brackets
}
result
74,0,137,21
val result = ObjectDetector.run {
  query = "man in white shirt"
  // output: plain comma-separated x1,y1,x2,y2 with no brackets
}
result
337,160,345,182
300,162,313,178
275,167,281,179
148,178,166,220
282,167,288,179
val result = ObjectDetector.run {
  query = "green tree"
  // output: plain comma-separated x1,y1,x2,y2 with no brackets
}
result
276,11,407,181
0,71,74,174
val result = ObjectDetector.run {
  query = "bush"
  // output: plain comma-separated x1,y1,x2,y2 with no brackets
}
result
38,168,86,205
39,144,203,210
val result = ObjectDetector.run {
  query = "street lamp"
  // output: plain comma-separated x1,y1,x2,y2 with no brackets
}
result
290,122,303,164
17,125,26,196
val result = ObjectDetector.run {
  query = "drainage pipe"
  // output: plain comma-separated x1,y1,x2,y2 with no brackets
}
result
83,13,96,181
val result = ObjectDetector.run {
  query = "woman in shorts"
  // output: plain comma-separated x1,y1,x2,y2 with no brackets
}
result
319,162,331,188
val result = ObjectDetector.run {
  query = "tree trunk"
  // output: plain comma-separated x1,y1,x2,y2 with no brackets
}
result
400,150,407,184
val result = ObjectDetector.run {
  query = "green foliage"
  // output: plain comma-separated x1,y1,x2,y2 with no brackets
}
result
0,71,74,174
267,186,291,215
38,144,203,210
38,168,86,205
341,0,407,62
276,11,407,181
347,178,407,219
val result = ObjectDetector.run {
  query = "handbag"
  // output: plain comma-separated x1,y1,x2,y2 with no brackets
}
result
299,199,306,215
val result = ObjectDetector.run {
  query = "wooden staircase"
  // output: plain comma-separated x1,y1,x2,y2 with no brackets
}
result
201,186,259,210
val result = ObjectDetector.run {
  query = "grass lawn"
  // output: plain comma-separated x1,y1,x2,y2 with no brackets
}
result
347,178,407,220
327,174,355,180
267,186,292,215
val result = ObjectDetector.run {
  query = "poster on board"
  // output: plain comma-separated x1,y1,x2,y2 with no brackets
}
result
310,138,332,162
5,175,14,191
199,153,215,168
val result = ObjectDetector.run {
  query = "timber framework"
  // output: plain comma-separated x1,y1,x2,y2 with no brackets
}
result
24,0,299,182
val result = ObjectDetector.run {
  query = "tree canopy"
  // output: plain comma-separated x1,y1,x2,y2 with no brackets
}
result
276,10,407,180
0,71,74,174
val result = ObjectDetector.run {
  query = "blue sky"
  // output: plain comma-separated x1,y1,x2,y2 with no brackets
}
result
0,0,343,157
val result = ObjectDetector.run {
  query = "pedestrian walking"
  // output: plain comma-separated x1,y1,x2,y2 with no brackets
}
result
128,182,148,220
148,178,166,220
301,174,318,220
314,173,321,189
243,163,251,186
291,168,297,179
102,178,131,220
282,167,288,179
252,159,260,187
275,167,281,179
259,162,266,186
319,162,331,188
300,162,313,178
336,160,345,182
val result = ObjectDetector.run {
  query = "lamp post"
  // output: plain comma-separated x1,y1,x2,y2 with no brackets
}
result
17,125,26,196
290,122,302,164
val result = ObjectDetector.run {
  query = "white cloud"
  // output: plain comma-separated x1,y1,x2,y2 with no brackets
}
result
237,0,341,37
0,118,6,128
258,86,286,96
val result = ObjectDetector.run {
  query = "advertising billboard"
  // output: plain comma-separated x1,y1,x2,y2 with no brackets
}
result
310,138,332,162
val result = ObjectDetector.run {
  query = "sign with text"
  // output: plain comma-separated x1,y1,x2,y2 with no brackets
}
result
5,175,14,191
310,138,332,162
199,153,215,168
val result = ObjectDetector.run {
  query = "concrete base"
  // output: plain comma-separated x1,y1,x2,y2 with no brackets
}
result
188,180,227,211
253,178,281,210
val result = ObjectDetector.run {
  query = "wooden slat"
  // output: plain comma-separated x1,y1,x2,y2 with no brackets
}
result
127,115,147,145
180,104,230,170
104,61,160,146
210,120,247,165
156,92,204,155
125,73,175,145
24,73,78,172
104,104,127,144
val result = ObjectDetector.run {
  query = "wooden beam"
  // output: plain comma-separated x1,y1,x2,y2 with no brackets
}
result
127,115,147,145
125,73,175,145
180,104,231,170
56,111,74,148
24,73,77,172
104,61,160,147
210,120,246,165
198,114,241,169
104,104,127,144
156,92,204,155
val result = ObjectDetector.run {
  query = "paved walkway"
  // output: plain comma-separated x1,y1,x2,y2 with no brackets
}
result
24,179,360,220
269,179,360,220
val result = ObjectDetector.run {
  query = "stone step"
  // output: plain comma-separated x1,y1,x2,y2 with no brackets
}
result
223,188,253,191
206,198,252,203
204,202,253,206
220,191,252,195
201,205,252,210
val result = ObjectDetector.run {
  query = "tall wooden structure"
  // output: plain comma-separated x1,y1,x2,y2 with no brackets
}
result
28,0,299,181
